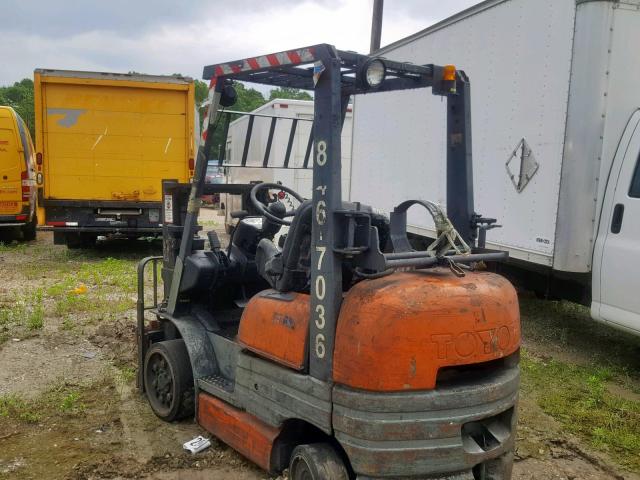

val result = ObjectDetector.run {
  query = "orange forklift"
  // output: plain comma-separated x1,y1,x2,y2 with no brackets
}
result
137,44,521,479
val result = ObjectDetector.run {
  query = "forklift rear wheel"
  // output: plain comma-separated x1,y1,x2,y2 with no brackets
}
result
289,443,349,480
144,339,194,422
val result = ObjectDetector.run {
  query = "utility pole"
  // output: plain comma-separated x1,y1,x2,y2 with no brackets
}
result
370,0,384,53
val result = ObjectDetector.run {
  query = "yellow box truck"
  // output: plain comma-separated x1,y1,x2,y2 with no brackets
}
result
34,70,195,248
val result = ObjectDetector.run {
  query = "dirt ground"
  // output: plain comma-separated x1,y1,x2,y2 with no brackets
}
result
1,208,639,480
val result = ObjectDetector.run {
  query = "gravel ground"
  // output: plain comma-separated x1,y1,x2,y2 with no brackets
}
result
0,208,638,480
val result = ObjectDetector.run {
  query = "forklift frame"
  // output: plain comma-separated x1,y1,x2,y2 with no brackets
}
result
168,43,481,382
136,43,520,479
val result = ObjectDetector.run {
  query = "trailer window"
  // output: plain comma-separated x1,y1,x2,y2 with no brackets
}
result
630,154,640,198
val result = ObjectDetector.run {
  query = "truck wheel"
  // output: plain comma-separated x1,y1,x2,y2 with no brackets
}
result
80,233,97,248
65,233,96,249
22,218,36,241
289,444,349,480
65,234,83,249
144,339,194,422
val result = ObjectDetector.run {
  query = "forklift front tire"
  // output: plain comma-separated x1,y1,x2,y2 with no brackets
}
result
289,443,349,480
143,339,194,422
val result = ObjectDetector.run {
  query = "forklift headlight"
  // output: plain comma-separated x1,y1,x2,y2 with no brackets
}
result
362,58,386,89
220,82,237,107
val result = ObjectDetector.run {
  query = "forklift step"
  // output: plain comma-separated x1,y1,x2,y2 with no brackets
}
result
198,374,235,402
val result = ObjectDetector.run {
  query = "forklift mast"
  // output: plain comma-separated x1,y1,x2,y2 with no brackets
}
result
169,44,477,382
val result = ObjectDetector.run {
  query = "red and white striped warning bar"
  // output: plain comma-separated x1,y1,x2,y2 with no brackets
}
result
204,46,318,81
200,46,319,143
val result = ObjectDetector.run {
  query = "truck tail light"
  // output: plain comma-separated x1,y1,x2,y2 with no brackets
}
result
36,152,43,165
46,221,77,227
21,171,31,201
188,157,195,170
15,214,27,221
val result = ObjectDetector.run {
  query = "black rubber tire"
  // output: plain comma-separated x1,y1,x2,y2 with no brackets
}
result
143,339,194,422
22,218,36,241
289,443,349,480
65,234,83,249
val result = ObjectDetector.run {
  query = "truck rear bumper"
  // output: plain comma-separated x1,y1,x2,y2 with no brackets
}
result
0,222,27,228
333,363,519,479
41,202,162,235
40,226,161,233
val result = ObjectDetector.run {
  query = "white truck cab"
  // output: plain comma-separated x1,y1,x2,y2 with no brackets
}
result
592,109,640,334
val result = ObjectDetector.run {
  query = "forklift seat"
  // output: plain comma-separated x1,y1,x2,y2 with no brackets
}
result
256,200,313,292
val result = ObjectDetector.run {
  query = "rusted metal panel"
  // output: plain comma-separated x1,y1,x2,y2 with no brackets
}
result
333,270,521,392
238,291,310,370
197,392,281,471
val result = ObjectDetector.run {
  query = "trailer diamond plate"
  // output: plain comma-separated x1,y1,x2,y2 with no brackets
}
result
506,138,539,193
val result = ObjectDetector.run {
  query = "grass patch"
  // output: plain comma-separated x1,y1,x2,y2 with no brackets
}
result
59,391,83,413
0,395,41,423
199,220,219,228
519,295,640,379
47,258,136,297
0,289,45,331
116,366,136,383
0,383,88,425
77,257,136,291
61,316,75,331
521,349,640,470
26,289,44,330
46,276,77,297
0,241,27,254
54,292,94,316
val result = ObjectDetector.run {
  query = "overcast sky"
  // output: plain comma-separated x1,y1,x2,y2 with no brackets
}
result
0,0,479,86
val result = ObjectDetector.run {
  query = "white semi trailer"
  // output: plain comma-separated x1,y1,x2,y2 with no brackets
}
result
350,0,640,335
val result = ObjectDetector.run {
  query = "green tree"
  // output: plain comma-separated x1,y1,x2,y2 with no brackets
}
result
268,87,312,102
0,79,35,138
206,82,268,161
194,79,209,108
232,82,268,112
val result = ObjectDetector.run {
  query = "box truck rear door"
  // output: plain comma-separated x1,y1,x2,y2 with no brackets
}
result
594,110,640,335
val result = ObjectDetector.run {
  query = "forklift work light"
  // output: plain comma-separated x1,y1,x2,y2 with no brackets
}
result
443,64,457,81
362,58,386,89
220,81,238,107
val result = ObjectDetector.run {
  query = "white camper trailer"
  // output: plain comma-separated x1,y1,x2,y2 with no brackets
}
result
349,0,640,335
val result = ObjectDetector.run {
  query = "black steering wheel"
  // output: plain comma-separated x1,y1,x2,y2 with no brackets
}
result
250,182,305,226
